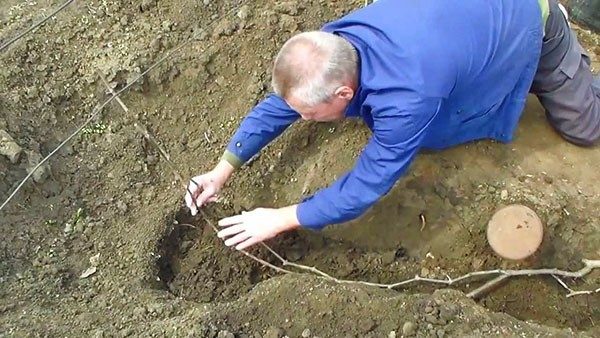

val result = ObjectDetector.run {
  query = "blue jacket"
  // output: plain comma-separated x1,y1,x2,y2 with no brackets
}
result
223,0,545,229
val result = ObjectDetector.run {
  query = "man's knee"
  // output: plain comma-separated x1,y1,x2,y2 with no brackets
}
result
552,110,600,147
563,132,600,147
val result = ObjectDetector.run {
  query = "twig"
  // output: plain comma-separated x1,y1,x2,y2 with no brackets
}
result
260,242,339,281
467,275,511,299
99,73,129,112
0,1,250,213
552,274,572,292
135,123,172,161
419,213,426,231
173,222,197,229
552,274,600,298
0,0,75,52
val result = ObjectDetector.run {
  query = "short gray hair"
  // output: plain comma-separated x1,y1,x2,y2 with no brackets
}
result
271,31,358,107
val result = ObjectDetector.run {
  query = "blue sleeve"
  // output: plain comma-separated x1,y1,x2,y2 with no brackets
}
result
296,91,441,229
224,94,300,168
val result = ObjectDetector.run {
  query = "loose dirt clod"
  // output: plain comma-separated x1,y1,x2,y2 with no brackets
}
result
0,130,22,163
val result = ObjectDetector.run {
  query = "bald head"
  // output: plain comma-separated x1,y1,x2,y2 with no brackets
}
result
271,31,358,107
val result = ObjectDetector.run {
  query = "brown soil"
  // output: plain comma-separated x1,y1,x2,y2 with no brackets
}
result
1,1,599,337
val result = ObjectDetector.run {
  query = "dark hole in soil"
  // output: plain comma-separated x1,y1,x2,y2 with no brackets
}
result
156,204,279,302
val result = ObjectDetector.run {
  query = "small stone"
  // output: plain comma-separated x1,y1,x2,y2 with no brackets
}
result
215,76,227,87
79,266,97,279
213,19,237,37
420,267,430,277
161,20,174,32
217,330,235,338
120,328,134,337
436,329,445,338
301,328,311,338
237,5,251,20
89,253,100,267
425,305,434,313
116,201,128,213
471,257,484,270
264,327,284,338
388,331,396,338
436,317,448,325
26,150,50,183
275,2,300,15
500,189,508,200
402,322,417,336
439,305,458,322
425,314,438,324
146,303,163,316
0,130,22,163
63,222,73,234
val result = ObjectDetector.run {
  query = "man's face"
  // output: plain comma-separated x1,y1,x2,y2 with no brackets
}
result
286,86,354,122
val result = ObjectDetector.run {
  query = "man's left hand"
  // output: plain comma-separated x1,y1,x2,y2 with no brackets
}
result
217,205,300,250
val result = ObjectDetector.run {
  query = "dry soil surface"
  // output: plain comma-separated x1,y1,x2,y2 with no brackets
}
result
1,1,599,337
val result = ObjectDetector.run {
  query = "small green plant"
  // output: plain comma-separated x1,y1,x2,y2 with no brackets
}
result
83,122,107,135
63,207,86,234
72,207,85,225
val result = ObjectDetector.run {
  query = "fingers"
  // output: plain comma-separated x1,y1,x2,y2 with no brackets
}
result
195,188,215,208
185,193,198,216
217,223,246,238
185,179,201,215
185,176,219,215
224,231,251,247
218,214,245,227
235,236,264,250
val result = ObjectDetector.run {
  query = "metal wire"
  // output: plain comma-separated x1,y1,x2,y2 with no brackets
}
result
0,0,75,52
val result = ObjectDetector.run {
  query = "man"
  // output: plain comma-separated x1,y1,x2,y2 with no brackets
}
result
185,0,599,250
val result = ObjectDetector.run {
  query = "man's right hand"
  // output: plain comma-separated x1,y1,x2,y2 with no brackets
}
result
185,160,234,216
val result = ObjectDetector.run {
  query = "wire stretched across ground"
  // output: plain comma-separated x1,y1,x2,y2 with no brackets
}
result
0,1,250,212
0,0,75,52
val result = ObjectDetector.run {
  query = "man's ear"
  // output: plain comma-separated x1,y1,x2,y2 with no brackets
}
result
335,86,354,101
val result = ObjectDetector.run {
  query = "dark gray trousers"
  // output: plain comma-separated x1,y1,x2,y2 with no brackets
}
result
530,0,600,146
